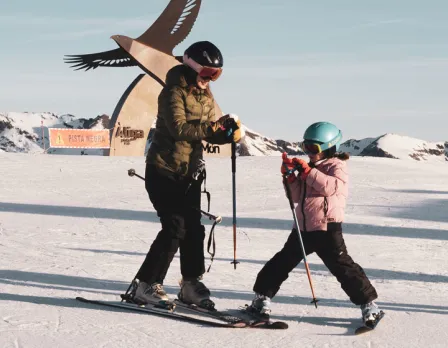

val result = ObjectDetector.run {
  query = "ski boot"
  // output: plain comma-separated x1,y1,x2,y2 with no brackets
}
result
178,277,215,310
123,279,171,307
246,293,271,317
361,301,382,325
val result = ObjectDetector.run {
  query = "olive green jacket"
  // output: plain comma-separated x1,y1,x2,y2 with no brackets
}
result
146,65,226,177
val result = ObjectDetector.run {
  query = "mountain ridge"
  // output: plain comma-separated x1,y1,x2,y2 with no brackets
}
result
0,112,446,161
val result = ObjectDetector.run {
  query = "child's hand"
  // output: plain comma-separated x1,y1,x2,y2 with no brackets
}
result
281,153,297,183
292,158,312,180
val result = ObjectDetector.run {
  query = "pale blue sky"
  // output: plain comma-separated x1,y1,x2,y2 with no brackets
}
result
1,0,447,142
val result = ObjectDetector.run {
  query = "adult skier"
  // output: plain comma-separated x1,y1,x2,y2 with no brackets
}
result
129,41,242,309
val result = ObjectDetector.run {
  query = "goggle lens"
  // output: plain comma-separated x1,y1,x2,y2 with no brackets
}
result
198,67,222,81
301,142,322,155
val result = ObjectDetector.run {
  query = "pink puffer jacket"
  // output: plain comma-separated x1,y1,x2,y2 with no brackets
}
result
288,157,349,232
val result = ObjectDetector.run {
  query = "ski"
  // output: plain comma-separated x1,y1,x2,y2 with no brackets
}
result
173,300,288,329
122,290,248,326
239,304,289,329
76,296,289,329
76,297,246,328
355,311,385,335
173,299,246,325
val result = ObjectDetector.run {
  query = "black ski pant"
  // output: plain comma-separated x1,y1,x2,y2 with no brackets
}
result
253,223,378,305
136,164,205,285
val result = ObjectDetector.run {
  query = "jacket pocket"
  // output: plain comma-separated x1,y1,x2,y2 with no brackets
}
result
325,196,338,223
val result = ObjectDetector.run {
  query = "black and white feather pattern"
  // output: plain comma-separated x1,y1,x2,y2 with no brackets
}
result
171,0,198,34
64,0,202,71
136,0,202,54
64,48,137,71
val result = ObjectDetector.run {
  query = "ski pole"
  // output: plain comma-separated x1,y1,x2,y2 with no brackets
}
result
282,165,319,308
127,168,145,181
127,168,222,223
230,141,239,269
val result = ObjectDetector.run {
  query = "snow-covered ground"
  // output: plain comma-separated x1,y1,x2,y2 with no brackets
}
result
0,153,447,348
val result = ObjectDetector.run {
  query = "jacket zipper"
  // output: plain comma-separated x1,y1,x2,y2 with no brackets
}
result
200,100,204,121
197,92,205,123
300,180,307,232
324,197,328,218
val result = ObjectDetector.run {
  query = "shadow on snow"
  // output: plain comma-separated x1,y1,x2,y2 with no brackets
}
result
1,201,447,240
0,270,447,318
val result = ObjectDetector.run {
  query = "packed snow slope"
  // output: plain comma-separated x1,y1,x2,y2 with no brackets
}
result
0,153,447,348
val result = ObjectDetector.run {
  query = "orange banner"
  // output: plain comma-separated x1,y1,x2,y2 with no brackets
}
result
49,128,110,149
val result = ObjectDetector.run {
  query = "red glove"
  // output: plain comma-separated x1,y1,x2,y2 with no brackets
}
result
281,153,297,183
292,158,312,180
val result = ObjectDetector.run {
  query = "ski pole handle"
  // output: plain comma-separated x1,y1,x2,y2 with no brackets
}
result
198,209,222,224
128,168,145,181
282,163,304,177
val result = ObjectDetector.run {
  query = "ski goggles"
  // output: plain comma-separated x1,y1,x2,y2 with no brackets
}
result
198,67,222,81
183,54,223,81
301,141,323,155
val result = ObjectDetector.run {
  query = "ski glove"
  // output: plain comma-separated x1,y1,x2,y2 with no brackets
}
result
223,114,242,143
292,158,312,180
281,152,297,183
210,114,242,143
232,119,242,143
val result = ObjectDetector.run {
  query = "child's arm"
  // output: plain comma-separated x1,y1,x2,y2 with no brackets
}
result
281,153,302,203
305,163,348,196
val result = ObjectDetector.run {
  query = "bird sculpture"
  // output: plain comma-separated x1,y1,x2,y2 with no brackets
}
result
64,0,228,157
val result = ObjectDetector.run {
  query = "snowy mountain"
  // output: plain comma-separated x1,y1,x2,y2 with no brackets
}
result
339,137,377,156
1,112,447,161
0,112,302,157
0,112,109,155
340,134,448,162
237,125,303,156
146,124,303,156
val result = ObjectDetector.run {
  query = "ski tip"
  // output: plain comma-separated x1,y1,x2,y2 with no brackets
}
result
269,322,289,330
250,321,289,330
231,321,249,328
355,326,373,335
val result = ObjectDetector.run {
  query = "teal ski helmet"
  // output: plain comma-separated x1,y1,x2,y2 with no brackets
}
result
301,122,343,155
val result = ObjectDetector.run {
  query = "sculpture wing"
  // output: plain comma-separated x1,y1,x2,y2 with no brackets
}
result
64,48,137,71
136,0,202,55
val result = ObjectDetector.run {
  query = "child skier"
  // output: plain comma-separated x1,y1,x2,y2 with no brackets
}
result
247,121,382,325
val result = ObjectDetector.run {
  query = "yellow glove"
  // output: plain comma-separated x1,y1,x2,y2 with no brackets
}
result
232,119,242,143
221,114,243,143
208,114,243,143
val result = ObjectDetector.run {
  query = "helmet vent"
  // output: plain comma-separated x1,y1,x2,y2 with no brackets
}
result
203,51,213,64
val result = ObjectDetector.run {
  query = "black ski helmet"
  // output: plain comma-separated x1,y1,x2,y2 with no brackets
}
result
183,41,224,68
